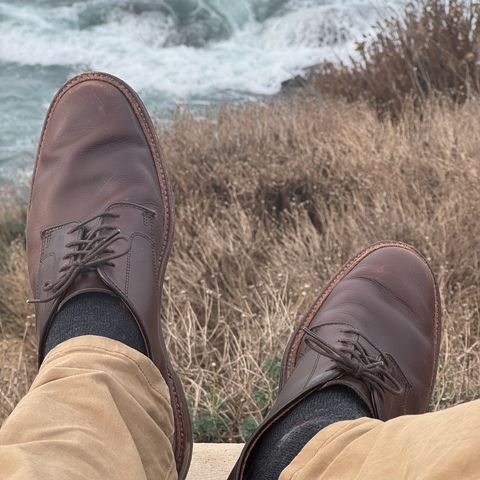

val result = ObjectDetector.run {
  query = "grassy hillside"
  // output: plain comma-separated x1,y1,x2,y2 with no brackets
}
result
1,95,480,441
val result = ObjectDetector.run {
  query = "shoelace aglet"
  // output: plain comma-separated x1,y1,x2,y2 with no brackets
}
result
26,298,44,305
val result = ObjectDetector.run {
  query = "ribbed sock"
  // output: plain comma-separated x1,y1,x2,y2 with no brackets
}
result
43,292,148,358
245,385,371,480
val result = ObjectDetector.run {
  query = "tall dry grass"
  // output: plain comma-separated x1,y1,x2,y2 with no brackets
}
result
313,0,480,116
1,96,480,441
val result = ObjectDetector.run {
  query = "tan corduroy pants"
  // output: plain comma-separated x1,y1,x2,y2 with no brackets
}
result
1,335,479,480
279,399,480,480
0,336,177,480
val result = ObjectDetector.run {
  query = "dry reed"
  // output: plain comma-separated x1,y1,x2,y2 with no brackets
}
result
313,0,480,116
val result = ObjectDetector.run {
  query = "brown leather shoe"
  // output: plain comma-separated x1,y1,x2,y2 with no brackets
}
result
26,72,192,479
229,241,441,479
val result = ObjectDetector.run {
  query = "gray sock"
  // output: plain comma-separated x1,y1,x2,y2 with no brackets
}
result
245,385,371,480
43,293,148,359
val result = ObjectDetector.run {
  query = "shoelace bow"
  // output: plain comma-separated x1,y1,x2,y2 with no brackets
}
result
302,326,404,396
29,212,129,304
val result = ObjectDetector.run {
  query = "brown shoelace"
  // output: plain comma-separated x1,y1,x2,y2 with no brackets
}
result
29,212,129,304
302,326,404,396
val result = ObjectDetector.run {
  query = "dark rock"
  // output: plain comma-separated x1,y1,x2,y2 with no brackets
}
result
280,75,309,94
280,64,321,95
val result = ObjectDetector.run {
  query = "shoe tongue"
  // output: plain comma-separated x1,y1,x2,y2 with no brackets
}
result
57,270,115,310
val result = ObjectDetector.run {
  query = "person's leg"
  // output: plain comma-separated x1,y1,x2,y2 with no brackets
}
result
0,336,176,480
1,72,192,479
280,399,480,480
245,386,371,480
230,242,441,480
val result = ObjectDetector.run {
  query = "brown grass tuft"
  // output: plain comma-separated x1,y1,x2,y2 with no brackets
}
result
1,96,480,440
313,0,480,116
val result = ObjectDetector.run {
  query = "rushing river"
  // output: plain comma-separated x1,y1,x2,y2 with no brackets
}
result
0,0,403,192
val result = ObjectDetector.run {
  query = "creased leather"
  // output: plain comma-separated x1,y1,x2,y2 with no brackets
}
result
26,72,192,479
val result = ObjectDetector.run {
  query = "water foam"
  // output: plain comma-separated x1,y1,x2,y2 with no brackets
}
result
0,0,403,97
0,0,405,187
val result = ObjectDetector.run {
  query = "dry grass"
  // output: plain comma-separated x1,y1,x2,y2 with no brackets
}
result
313,0,480,116
1,96,479,441
0,239,36,422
